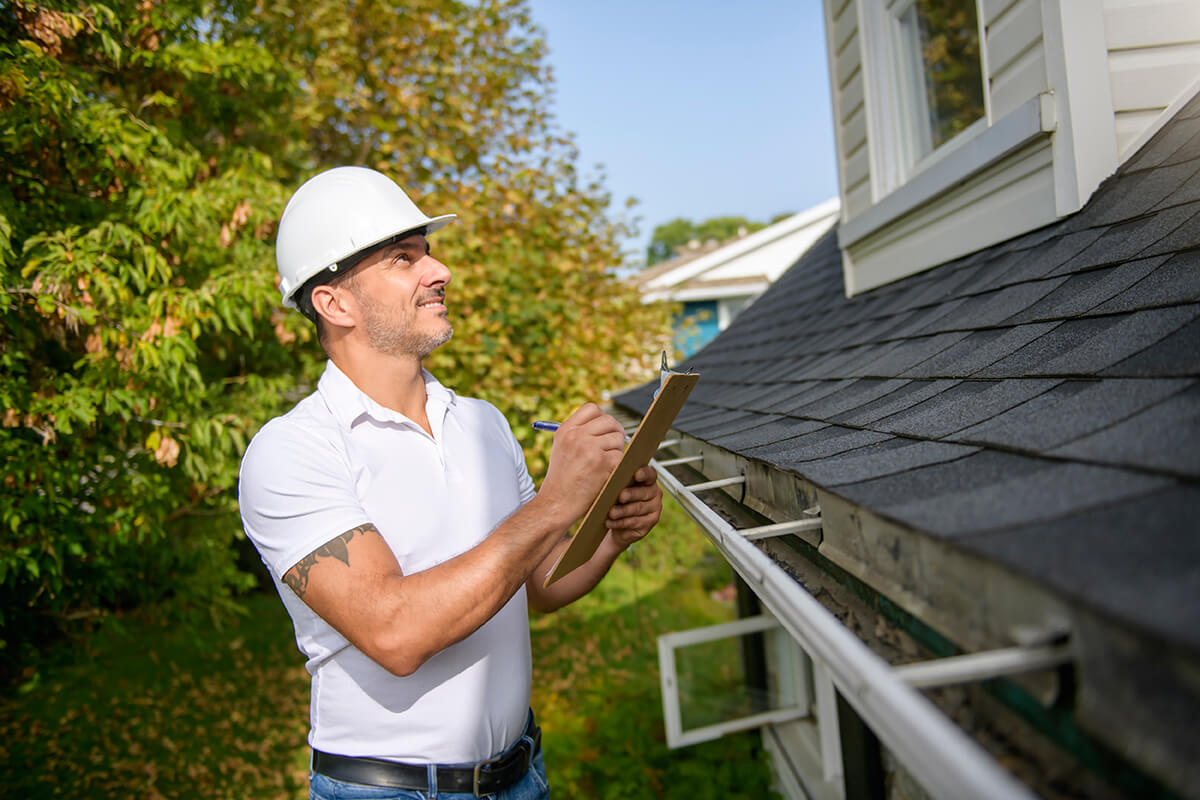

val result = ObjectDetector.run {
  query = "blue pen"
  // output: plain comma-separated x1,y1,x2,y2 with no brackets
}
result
533,420,635,443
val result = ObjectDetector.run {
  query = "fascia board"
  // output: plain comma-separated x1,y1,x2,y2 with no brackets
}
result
642,283,766,304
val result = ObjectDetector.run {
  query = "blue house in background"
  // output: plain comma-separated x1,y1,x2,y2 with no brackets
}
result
635,199,840,357
673,299,720,358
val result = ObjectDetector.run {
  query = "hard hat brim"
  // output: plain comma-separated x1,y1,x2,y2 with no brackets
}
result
281,212,457,309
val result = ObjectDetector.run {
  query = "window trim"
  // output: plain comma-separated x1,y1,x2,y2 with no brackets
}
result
860,0,991,197
657,614,811,749
840,94,1049,247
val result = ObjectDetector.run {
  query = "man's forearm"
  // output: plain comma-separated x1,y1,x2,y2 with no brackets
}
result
307,492,574,677
525,531,626,613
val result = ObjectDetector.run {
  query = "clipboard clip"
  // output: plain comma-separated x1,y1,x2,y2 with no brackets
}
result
655,350,693,398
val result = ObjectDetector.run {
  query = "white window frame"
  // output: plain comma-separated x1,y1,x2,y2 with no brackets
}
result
657,614,811,748
658,613,846,799
859,0,992,201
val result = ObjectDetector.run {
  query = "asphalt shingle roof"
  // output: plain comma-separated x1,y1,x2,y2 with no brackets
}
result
617,93,1200,654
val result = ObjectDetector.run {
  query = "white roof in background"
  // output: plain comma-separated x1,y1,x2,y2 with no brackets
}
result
637,198,840,304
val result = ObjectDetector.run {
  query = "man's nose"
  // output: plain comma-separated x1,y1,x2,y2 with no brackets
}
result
420,255,452,286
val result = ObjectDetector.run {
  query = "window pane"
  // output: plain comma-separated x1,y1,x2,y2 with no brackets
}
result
674,628,795,731
911,0,985,153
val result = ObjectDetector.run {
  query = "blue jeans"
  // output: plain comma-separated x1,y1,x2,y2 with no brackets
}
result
309,748,550,800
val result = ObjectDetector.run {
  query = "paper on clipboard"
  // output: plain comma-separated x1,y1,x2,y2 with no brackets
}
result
543,368,699,587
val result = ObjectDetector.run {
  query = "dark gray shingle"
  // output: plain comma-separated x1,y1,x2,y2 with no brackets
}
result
1049,383,1200,476
962,486,1200,651
879,461,1168,536
954,378,1194,453
798,439,980,487
870,378,1059,439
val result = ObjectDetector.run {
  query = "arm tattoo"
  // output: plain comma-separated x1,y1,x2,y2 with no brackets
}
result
283,523,377,598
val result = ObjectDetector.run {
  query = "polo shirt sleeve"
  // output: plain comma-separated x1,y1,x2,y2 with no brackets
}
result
238,419,372,579
506,421,537,506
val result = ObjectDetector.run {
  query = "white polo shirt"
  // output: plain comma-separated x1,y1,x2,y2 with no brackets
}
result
238,360,536,763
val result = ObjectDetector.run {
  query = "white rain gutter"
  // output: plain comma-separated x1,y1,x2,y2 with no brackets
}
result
653,460,1036,800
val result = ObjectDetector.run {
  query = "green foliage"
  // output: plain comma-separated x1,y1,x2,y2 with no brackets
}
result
0,591,312,796
645,216,768,267
0,0,307,669
0,0,670,668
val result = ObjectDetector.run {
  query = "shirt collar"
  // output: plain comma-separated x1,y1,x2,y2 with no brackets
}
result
317,360,456,431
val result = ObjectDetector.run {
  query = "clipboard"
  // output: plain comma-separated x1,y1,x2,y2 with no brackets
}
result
543,369,699,586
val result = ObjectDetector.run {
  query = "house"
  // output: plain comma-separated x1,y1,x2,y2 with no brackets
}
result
634,200,840,356
618,2,1200,798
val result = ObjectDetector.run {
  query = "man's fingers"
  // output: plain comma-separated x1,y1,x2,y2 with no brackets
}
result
607,512,656,531
599,431,627,452
609,500,655,520
619,475,661,501
564,403,624,434
632,465,658,485
564,402,604,425
617,483,658,505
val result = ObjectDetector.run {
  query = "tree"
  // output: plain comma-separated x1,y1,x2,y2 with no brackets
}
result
645,215,768,266
0,0,668,668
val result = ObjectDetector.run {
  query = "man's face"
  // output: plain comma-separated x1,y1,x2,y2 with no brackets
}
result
346,233,453,359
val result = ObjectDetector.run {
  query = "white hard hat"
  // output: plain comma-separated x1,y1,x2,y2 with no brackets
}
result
275,166,456,310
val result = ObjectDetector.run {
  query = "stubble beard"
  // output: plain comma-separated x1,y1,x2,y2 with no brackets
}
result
358,292,453,359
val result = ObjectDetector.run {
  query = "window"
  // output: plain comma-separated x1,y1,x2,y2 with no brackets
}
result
861,0,989,197
893,0,986,164
658,615,847,798
657,615,810,748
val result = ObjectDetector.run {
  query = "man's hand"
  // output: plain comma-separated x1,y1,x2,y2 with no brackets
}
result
539,403,627,524
526,462,664,613
606,464,662,549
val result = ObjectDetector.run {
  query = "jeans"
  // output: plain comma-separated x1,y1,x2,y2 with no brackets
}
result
309,748,550,800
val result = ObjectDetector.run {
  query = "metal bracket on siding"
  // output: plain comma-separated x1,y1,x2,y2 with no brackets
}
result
683,475,746,492
893,643,1073,690
656,454,704,467
737,518,824,541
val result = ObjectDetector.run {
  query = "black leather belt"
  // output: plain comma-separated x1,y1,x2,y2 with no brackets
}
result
312,716,541,797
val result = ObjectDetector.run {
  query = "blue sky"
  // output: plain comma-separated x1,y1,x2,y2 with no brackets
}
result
526,0,840,262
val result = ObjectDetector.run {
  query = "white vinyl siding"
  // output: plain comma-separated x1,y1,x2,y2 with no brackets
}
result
1104,0,1200,156
985,0,1048,119
845,139,1055,293
821,0,1196,294
842,141,871,198
828,0,875,218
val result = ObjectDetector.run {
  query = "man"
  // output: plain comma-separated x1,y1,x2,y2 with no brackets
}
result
239,166,663,799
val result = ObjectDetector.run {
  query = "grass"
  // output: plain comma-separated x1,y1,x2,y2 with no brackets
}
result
0,496,777,798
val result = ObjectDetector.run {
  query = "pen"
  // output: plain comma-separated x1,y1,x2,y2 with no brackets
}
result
533,420,633,441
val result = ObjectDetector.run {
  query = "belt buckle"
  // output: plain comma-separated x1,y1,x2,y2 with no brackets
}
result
472,738,532,797
472,752,503,797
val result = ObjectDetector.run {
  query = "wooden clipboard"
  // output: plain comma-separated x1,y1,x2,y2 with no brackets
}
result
543,370,699,586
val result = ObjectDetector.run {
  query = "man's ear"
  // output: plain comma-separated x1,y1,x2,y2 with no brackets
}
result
310,283,357,331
